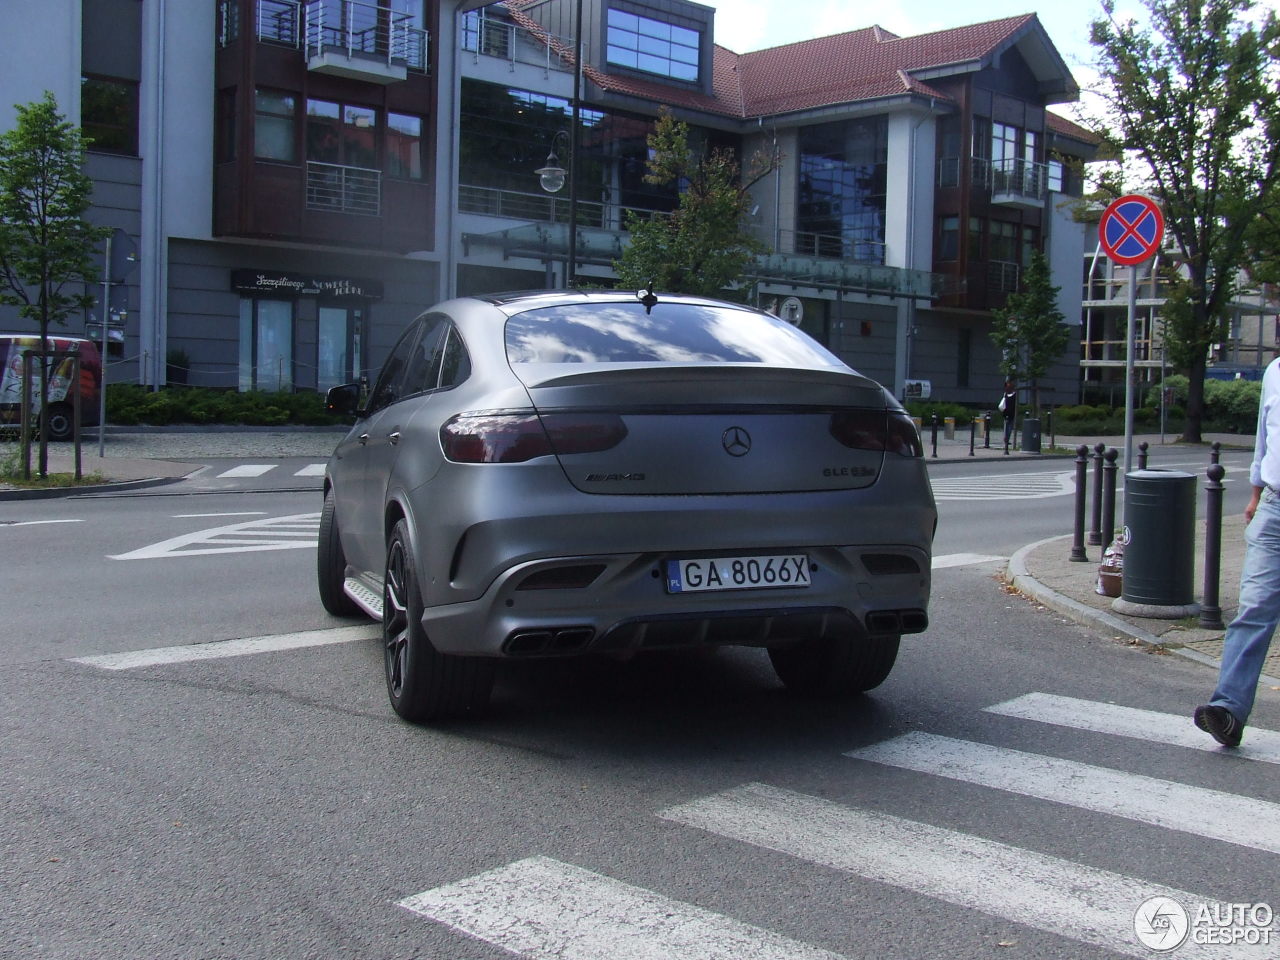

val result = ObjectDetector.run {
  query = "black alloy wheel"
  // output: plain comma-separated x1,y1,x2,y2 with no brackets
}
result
383,518,494,722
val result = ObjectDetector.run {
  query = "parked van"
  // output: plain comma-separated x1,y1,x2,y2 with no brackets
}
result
0,334,102,441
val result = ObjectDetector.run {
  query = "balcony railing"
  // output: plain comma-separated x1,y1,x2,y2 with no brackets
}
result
459,11,576,74
756,227,886,266
990,157,1047,206
254,0,427,72
307,161,381,216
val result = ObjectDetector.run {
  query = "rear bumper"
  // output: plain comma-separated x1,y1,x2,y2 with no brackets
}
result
419,540,932,657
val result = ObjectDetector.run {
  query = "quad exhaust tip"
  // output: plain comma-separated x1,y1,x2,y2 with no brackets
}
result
503,626,595,656
865,609,929,635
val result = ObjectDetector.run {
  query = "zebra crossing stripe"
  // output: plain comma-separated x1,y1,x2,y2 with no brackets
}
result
71,625,376,670
930,471,1075,501
215,464,275,478
109,513,320,560
986,693,1280,764
294,463,327,477
398,855,848,960
661,783,1250,960
846,732,1280,855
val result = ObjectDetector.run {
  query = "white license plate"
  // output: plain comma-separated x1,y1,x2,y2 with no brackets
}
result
665,554,811,594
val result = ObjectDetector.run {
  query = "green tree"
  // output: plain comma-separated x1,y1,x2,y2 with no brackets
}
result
614,109,768,300
989,251,1071,414
0,92,107,475
1088,0,1280,442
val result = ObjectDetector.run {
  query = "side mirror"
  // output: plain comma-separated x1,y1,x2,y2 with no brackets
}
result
325,382,362,417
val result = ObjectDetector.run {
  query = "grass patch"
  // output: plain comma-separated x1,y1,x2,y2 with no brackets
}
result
0,444,107,488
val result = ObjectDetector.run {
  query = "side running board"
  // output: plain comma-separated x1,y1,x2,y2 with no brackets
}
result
343,578,384,621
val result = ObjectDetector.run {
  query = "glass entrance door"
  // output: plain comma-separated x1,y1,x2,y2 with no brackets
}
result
318,305,364,391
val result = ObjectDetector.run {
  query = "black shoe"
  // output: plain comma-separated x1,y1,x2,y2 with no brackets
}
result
1194,704,1243,747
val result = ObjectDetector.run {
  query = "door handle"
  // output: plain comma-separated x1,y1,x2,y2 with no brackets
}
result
358,433,370,445
388,431,401,445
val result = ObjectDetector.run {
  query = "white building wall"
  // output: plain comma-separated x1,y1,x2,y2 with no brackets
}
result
2,0,81,131
884,110,935,272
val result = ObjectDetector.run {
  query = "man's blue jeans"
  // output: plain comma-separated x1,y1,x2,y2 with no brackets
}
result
1212,487,1280,723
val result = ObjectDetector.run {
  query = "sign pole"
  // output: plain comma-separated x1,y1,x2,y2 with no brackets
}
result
1124,265,1137,478
99,232,111,458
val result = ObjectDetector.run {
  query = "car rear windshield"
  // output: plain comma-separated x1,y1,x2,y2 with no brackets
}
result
504,301,844,367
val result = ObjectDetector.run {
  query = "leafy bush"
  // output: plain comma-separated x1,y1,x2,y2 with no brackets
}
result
106,385,347,427
904,401,982,424
1148,376,1260,433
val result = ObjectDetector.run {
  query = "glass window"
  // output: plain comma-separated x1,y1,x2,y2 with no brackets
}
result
343,105,378,169
81,76,138,156
938,216,959,261
992,123,1019,164
401,317,447,395
1048,159,1064,193
255,89,297,162
387,113,422,179
238,298,294,391
306,99,341,163
967,217,983,261
368,323,420,413
606,8,700,82
317,306,364,392
1022,226,1039,266
1024,130,1038,165
505,302,844,367
990,221,1018,262
797,116,888,262
439,327,472,387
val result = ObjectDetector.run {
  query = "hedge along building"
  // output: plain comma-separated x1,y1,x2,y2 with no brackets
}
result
0,0,1096,405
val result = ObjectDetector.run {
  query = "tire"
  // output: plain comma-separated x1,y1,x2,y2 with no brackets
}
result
383,518,495,722
317,489,360,617
768,629,900,696
44,403,74,442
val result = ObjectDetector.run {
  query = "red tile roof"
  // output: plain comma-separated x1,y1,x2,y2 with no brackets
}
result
503,5,1068,123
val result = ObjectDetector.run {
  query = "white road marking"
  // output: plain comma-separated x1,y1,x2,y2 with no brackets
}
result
986,693,1280,764
399,855,848,960
294,463,327,477
215,464,276,478
931,470,1075,501
171,511,269,519
1,519,85,527
661,784,1248,960
109,512,320,559
932,552,1005,569
846,732,1280,855
70,625,376,670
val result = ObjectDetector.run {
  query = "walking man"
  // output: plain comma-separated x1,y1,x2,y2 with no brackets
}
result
999,379,1018,451
1195,357,1280,746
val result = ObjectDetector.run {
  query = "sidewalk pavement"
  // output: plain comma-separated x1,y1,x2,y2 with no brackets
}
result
3,425,1278,687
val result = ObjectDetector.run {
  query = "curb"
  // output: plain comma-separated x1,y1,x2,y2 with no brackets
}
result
0,474,190,501
1006,535,1226,672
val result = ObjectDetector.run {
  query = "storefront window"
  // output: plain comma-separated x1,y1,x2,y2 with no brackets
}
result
239,298,294,391
318,306,364,391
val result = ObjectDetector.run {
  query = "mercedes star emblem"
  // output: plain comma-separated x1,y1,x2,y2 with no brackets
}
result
722,426,752,457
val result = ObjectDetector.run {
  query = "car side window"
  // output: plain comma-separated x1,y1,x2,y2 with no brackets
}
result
400,315,447,397
366,322,421,414
438,326,472,389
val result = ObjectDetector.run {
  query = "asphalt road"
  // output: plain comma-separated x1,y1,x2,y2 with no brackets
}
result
1,452,1275,960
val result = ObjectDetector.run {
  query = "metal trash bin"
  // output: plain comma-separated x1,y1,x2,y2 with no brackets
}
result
1115,469,1197,615
1021,417,1041,453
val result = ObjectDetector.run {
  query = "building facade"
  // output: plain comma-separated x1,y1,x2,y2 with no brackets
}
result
1,0,1098,408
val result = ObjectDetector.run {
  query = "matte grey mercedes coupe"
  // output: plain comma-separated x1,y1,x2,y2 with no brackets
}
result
319,290,935,722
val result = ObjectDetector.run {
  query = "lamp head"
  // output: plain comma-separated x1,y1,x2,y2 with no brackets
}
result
536,151,567,194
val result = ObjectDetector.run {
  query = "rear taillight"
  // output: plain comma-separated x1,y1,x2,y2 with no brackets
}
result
828,409,922,458
441,412,627,463
886,412,923,457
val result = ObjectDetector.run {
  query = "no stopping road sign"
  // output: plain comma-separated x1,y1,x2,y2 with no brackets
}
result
1099,194,1165,266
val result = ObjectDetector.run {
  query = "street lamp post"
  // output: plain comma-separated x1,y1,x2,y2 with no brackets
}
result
535,0,582,289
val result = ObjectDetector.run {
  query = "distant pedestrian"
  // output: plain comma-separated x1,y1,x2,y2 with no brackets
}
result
1195,356,1280,746
999,379,1017,449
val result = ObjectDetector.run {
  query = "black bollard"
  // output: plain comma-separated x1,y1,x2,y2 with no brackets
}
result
1138,441,1149,470
969,417,976,456
1089,442,1105,546
983,413,991,449
1047,408,1054,450
931,413,938,459
1199,463,1226,629
1211,441,1221,466
1070,444,1090,562
1101,448,1119,549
